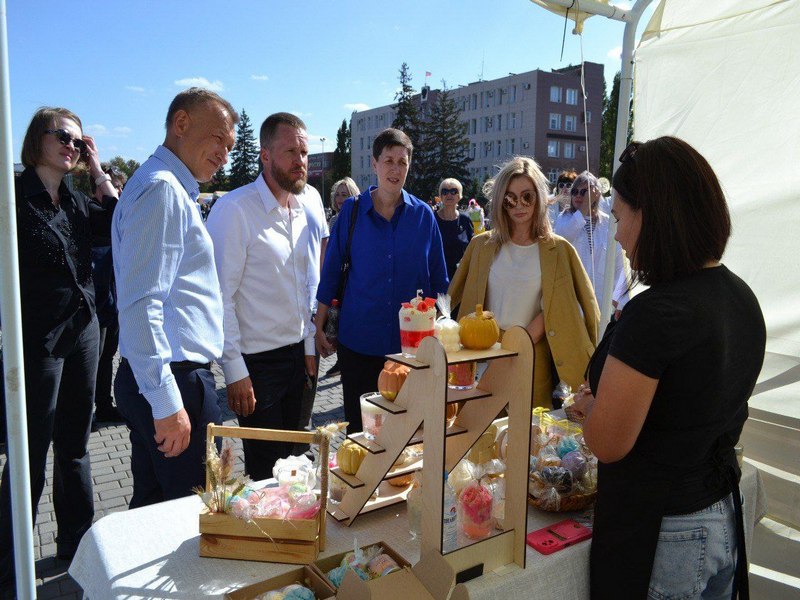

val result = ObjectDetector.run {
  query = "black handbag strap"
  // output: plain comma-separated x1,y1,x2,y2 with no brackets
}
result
335,197,359,303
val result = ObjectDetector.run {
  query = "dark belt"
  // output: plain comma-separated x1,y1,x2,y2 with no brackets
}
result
120,357,211,371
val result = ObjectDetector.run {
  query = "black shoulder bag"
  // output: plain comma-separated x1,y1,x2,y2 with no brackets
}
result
335,197,360,305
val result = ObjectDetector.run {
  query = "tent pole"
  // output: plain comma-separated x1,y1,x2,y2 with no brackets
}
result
0,0,36,597
599,0,654,332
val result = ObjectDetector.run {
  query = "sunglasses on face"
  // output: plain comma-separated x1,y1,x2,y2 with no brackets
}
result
557,182,572,189
46,129,87,154
570,187,589,197
503,190,536,209
440,188,460,196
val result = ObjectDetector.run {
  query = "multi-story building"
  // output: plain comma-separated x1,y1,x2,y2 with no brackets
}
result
350,62,604,192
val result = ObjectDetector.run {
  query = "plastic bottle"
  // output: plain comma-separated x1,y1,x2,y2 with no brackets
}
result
443,472,459,553
406,474,422,539
324,299,340,344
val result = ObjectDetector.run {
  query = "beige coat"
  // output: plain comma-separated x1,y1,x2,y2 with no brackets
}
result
448,232,600,407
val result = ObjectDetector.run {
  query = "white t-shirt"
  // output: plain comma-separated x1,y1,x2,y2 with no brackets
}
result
486,241,542,330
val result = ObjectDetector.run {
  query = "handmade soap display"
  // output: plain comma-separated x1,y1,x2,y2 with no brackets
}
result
527,410,597,512
399,291,437,357
435,294,477,391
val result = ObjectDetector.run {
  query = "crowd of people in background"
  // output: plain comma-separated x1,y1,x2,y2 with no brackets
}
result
1,86,765,599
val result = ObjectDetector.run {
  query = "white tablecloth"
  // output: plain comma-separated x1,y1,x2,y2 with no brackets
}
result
69,463,766,599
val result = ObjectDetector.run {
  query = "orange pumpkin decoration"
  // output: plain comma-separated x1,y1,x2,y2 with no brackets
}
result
378,360,410,401
459,304,500,350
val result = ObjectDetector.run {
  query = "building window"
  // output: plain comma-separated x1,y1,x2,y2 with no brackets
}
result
497,115,502,131
509,112,516,129
548,169,559,184
510,85,517,103
549,113,562,130
565,115,577,132
547,140,559,157
586,111,592,123
360,156,364,169
510,138,516,154
485,116,492,130
496,140,502,157
360,137,364,151
471,143,476,159
471,119,477,134
550,86,562,103
498,89,503,105
472,94,478,110
566,88,578,105
564,142,575,159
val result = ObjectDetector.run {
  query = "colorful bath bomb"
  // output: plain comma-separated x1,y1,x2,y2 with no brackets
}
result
541,466,573,494
557,436,580,458
561,450,588,478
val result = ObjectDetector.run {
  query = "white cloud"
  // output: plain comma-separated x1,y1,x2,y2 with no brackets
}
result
125,85,145,93
290,110,313,118
113,126,132,136
174,77,225,92
86,124,109,136
251,74,269,81
607,46,622,59
344,103,370,112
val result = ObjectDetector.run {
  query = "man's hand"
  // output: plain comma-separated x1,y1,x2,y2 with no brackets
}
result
305,355,318,378
153,408,191,457
227,376,257,417
315,324,335,358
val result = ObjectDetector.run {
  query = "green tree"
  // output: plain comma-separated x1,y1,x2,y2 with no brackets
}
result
201,165,228,193
415,84,472,201
330,119,351,182
228,108,260,188
599,71,633,180
392,62,424,193
108,155,141,178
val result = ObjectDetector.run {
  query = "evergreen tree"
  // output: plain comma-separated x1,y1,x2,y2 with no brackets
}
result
108,155,141,178
599,72,633,179
201,165,228,193
228,109,260,188
331,119,351,181
392,62,423,193
415,84,472,201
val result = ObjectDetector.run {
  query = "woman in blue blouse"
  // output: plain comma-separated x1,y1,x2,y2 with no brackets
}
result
315,128,449,432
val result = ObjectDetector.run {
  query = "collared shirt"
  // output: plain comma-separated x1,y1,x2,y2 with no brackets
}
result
317,186,449,356
112,145,223,419
13,168,115,355
206,174,329,384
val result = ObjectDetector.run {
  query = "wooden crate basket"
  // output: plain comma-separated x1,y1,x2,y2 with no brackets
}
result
198,424,331,564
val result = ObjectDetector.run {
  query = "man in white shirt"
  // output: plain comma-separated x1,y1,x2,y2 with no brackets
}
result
206,113,328,479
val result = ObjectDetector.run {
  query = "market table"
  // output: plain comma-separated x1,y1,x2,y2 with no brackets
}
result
69,462,765,599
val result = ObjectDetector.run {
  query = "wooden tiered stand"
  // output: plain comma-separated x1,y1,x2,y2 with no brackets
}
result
328,327,533,573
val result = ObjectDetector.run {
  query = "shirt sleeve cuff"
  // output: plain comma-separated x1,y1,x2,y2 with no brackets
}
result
304,334,316,356
222,356,250,385
143,379,184,420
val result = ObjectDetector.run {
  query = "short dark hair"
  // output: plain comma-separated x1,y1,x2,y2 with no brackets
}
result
21,107,83,168
165,87,239,130
556,170,577,186
89,164,127,194
259,112,307,148
372,128,413,161
612,136,731,286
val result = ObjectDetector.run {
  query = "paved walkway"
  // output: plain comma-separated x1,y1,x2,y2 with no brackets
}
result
0,353,344,599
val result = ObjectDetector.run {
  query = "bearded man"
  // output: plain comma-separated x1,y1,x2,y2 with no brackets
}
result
206,113,328,478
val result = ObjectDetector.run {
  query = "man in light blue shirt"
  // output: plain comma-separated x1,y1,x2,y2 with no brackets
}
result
112,88,238,507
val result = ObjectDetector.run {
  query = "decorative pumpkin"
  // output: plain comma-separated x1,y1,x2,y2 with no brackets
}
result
337,440,368,475
377,360,410,401
459,304,500,350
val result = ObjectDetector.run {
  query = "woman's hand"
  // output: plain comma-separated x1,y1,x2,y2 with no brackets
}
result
570,383,596,421
525,313,545,344
82,135,103,178
313,308,335,357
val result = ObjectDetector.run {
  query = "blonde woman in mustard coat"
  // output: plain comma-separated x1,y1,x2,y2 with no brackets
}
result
448,157,599,407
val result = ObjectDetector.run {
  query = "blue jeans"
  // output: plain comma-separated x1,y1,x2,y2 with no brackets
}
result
648,493,738,600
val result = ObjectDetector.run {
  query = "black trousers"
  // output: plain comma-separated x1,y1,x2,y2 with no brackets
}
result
238,343,306,481
0,316,99,583
114,360,221,509
337,343,386,435
95,315,119,411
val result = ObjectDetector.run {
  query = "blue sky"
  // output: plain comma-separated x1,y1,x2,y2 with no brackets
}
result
7,1,653,164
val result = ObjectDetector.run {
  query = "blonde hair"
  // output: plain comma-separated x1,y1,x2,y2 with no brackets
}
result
484,156,553,245
330,177,360,212
438,178,463,196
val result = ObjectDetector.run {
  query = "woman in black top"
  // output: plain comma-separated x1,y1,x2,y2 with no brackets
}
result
0,107,118,589
434,177,473,280
573,137,766,599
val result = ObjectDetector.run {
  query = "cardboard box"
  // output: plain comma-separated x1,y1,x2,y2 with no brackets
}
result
224,565,335,599
313,542,454,600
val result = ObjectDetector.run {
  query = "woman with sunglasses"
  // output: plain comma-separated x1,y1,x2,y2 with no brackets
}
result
555,170,626,303
0,107,118,590
435,178,474,280
546,169,577,225
448,157,599,407
573,137,765,598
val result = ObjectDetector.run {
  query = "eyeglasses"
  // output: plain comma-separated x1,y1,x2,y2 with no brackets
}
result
503,190,536,209
440,188,460,196
557,182,572,189
46,129,86,154
570,187,589,197
619,141,641,164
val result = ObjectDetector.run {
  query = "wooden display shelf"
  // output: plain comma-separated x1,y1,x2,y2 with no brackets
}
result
363,394,407,414
445,528,514,556
386,343,518,370
446,387,492,404
328,479,415,522
347,433,386,454
384,353,431,370
330,467,364,488
408,424,467,446
331,455,423,490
